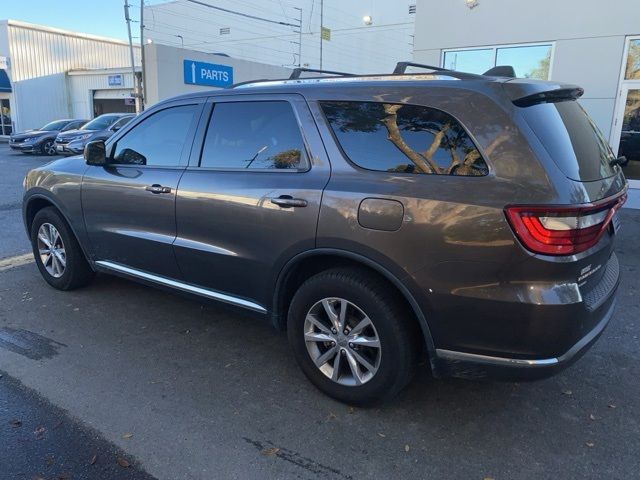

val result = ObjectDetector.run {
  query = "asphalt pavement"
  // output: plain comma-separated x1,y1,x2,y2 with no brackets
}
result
0,143,639,479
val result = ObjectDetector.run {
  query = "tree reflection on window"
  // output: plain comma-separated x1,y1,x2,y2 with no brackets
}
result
322,101,489,176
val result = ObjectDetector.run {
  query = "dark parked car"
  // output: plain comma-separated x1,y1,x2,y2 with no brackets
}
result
9,119,87,155
22,64,628,405
55,113,134,155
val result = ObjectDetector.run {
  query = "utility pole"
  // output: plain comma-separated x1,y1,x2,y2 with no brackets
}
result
319,0,323,69
139,0,146,111
124,0,141,113
293,7,302,67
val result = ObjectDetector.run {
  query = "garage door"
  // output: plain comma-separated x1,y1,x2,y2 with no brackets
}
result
93,89,133,100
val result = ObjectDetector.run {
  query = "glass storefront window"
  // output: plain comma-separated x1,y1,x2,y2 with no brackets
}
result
442,43,553,79
443,49,493,75
625,39,640,80
618,89,640,180
496,44,551,79
0,99,11,136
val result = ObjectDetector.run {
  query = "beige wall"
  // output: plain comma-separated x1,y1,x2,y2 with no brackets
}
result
413,0,640,139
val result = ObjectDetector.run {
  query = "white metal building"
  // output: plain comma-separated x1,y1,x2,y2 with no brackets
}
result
412,0,640,184
143,0,416,74
0,20,141,134
0,19,303,137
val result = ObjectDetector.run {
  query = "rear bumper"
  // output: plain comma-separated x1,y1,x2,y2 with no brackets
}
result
433,297,616,380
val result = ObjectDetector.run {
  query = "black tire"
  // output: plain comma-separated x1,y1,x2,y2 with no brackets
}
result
287,267,419,406
39,139,56,156
30,207,95,290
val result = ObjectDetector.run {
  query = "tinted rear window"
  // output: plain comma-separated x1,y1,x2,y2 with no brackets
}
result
520,101,616,181
321,101,487,176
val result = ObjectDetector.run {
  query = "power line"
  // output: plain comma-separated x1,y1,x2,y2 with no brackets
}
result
183,0,300,28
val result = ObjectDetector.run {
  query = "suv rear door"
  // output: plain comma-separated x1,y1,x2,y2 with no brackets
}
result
174,94,330,310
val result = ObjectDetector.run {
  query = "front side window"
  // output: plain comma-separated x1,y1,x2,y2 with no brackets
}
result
321,101,487,176
200,101,307,170
112,105,197,166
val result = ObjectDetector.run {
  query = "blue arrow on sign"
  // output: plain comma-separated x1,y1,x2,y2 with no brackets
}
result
183,59,233,88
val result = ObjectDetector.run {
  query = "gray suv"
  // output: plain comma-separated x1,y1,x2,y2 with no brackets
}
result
22,64,628,405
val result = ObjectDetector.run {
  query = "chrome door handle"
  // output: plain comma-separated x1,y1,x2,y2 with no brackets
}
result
145,184,172,194
270,195,308,208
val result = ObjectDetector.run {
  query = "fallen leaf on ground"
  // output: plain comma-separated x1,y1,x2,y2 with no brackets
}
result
224,363,233,368
377,433,386,438
261,447,280,456
326,412,337,420
34,426,46,437
404,444,410,452
586,442,595,448
10,419,22,428
89,454,97,465
562,389,573,396
116,457,130,468
348,407,355,414
122,432,133,439
608,404,617,409
589,414,596,421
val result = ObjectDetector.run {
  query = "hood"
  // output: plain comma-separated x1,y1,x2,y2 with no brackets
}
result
57,129,97,140
11,130,52,140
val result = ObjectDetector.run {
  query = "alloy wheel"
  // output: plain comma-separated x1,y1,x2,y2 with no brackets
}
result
304,297,381,386
37,223,66,278
43,141,56,155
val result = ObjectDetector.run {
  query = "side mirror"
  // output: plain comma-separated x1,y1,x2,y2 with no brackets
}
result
84,140,107,166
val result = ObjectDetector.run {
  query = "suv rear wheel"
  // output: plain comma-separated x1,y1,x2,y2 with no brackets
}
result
30,207,95,290
287,268,418,405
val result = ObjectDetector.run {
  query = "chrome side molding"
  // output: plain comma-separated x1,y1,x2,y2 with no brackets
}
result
435,349,559,367
95,260,266,313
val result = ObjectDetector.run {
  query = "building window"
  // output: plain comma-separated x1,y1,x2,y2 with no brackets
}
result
625,39,640,80
443,43,553,79
220,27,230,35
408,4,416,14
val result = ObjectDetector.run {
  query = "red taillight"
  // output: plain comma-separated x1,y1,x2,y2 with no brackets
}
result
505,193,626,255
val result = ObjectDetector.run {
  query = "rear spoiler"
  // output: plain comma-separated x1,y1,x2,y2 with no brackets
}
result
502,80,584,107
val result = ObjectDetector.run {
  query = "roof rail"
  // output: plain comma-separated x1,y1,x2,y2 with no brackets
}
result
289,67,355,79
393,61,450,74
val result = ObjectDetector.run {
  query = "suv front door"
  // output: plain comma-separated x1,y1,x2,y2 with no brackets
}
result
174,94,330,310
82,100,203,278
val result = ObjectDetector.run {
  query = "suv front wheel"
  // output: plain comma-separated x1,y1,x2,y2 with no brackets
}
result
30,207,95,290
287,268,418,405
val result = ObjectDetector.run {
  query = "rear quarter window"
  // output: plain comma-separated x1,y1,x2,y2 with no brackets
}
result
320,101,488,176
520,101,616,181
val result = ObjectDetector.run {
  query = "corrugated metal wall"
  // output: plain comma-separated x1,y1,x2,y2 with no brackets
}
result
6,21,140,130
7,22,140,82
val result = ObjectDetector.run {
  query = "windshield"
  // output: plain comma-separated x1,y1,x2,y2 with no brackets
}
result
521,101,616,181
111,116,133,130
82,115,121,131
40,120,70,132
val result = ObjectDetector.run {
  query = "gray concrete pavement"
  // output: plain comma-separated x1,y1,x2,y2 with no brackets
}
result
1,144,639,479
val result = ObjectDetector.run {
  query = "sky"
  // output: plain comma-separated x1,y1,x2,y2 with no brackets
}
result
1,0,168,41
